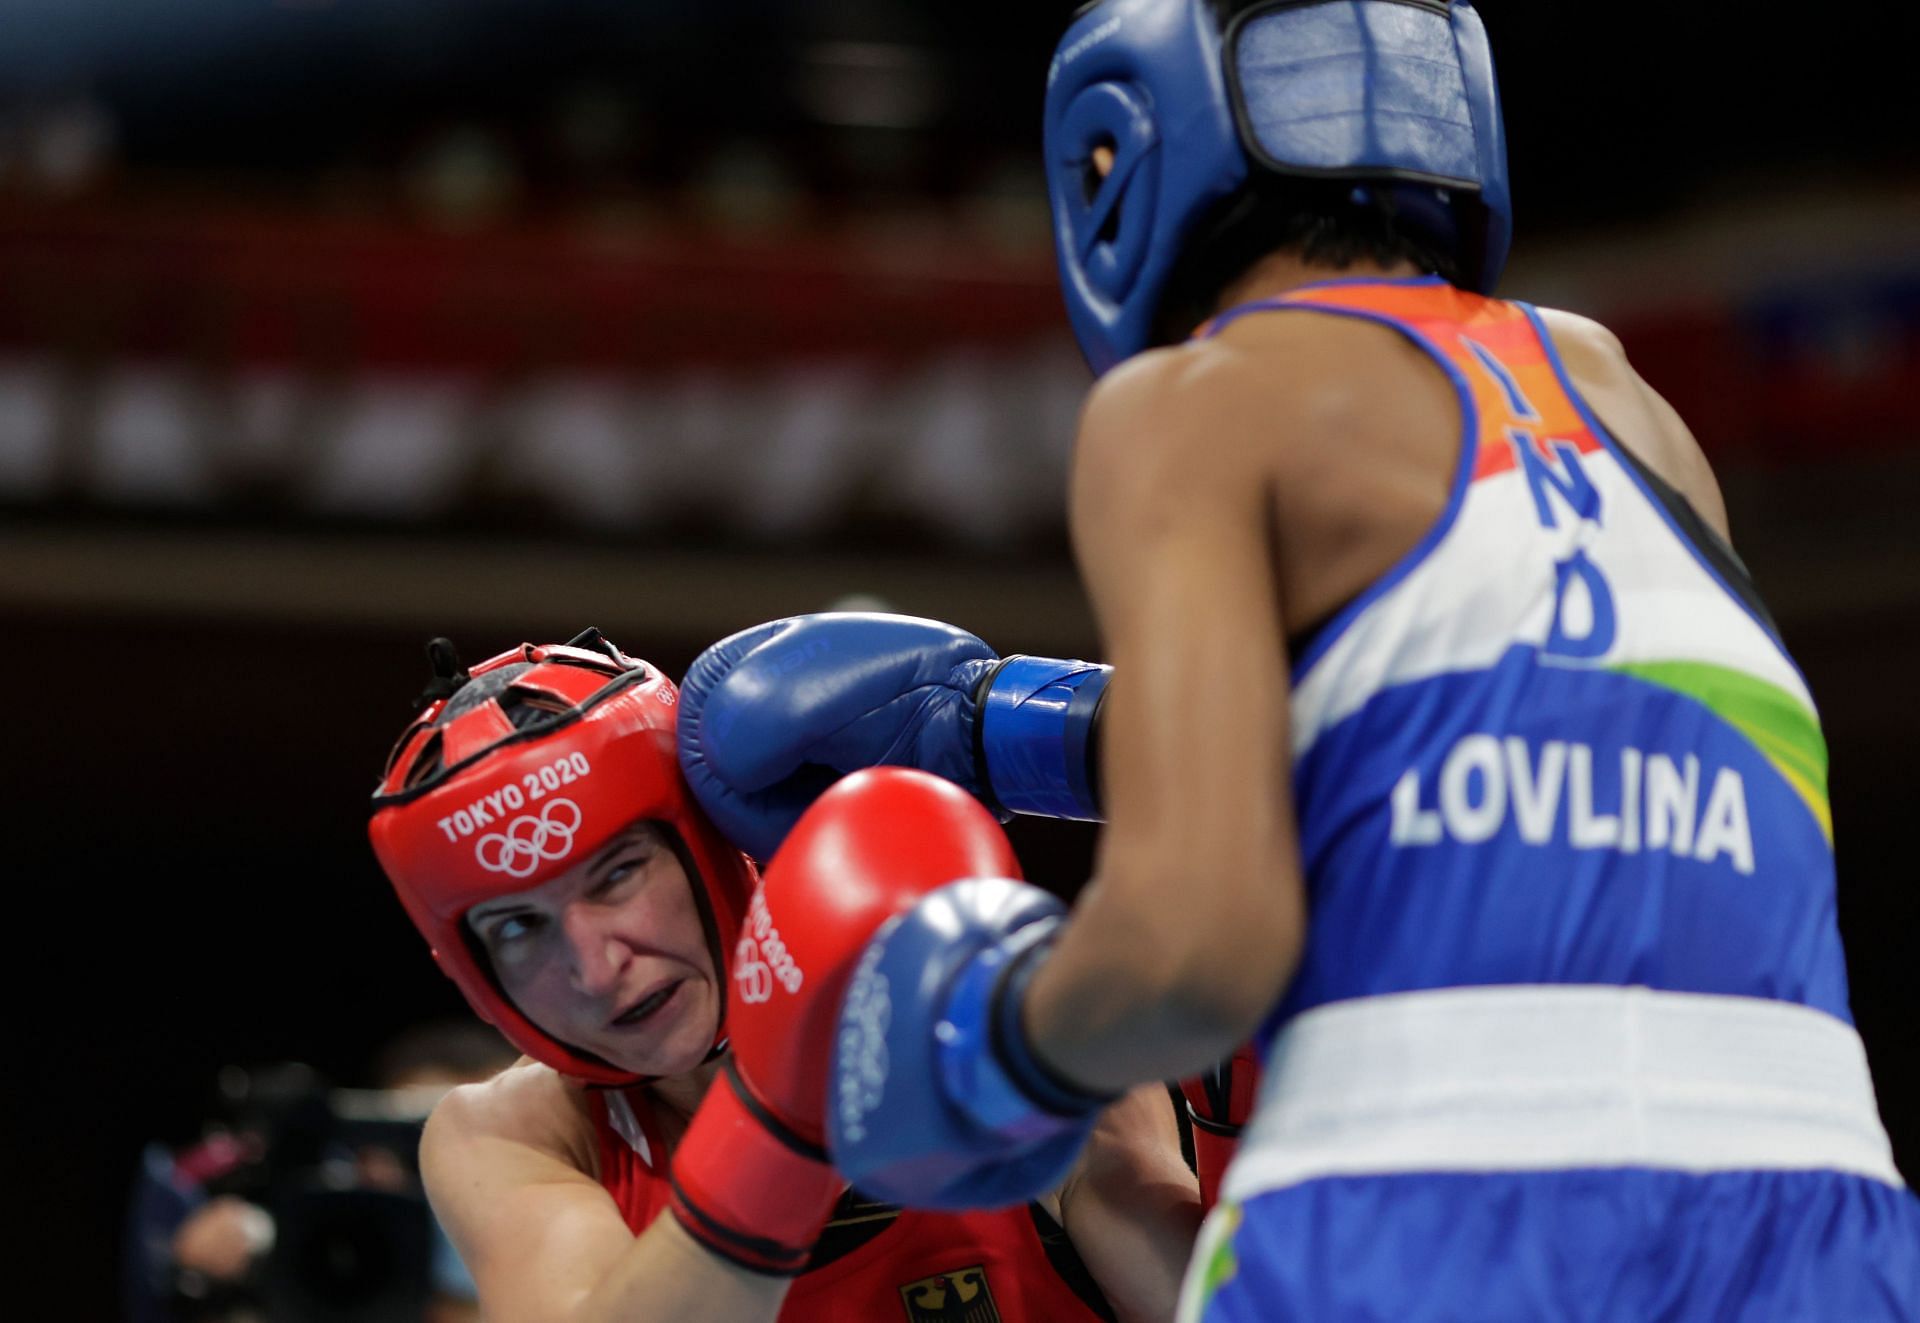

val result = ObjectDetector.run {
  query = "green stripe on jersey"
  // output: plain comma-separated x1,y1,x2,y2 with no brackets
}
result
1614,660,1830,836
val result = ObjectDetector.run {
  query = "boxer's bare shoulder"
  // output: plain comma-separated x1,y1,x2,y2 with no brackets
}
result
423,1057,600,1187
421,1059,641,1318
1072,311,1461,638
1062,330,1308,1027
1535,305,1731,541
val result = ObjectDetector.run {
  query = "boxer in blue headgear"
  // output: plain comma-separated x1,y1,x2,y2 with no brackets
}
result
1045,0,1509,374
679,4,1920,1319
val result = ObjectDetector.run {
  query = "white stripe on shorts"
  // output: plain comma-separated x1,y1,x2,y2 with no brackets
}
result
1223,984,1904,1203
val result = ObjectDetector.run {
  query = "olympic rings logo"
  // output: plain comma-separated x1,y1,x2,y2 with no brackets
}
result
474,798,583,877
734,937,774,1005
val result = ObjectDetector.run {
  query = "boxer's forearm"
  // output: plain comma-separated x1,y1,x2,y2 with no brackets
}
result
423,1074,809,1323
1021,849,1303,1096
1045,345,1308,1094
575,1216,791,1323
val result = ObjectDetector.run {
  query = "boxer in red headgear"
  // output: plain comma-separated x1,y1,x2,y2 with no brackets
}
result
370,630,1199,1323
372,632,753,1086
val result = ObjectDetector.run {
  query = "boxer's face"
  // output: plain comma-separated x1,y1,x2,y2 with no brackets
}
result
466,820,721,1077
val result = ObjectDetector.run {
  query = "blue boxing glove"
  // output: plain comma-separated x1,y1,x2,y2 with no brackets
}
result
827,878,1116,1210
679,613,1112,861
678,614,996,861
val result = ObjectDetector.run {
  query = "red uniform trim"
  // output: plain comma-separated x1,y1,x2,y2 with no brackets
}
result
1270,282,1605,485
589,1086,1113,1322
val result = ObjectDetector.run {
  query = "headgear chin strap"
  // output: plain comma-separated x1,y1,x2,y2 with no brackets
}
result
369,634,757,1086
1046,0,1511,376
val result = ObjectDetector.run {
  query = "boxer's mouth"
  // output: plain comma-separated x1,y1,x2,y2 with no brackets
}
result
612,980,683,1028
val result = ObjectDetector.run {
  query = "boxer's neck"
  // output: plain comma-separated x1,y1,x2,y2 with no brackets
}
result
649,1054,725,1129
1212,249,1425,318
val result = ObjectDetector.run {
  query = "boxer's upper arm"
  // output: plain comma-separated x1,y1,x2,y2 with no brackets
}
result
424,1070,791,1323
1055,1084,1203,1323
1062,342,1308,1043
421,1069,637,1322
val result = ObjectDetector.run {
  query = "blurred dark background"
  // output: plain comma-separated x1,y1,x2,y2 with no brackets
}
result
4,2,1915,1314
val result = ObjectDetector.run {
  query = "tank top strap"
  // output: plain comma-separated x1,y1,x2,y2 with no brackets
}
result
1201,276,1610,497
591,1082,660,1167
589,1084,675,1234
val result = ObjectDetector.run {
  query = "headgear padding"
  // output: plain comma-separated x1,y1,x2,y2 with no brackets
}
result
1046,0,1510,375
370,636,756,1086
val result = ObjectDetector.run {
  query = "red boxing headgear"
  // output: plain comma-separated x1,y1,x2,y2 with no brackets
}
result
369,633,756,1086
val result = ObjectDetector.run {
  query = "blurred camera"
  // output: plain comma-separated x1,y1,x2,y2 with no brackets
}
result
130,1064,445,1323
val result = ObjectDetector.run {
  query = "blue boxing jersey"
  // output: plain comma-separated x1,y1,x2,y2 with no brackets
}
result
1268,278,1844,1027
1179,278,1917,1323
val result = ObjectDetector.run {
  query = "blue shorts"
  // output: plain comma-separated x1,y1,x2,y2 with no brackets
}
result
1185,1169,1920,1322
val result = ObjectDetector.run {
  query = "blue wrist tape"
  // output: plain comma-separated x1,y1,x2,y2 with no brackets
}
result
936,919,1115,1141
977,656,1112,821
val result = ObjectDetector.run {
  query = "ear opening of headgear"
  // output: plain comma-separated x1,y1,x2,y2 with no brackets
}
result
1046,0,1247,377
369,633,757,1087
1055,81,1169,307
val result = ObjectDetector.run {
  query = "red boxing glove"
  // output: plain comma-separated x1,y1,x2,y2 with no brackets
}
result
1180,1043,1261,1213
670,768,1020,1273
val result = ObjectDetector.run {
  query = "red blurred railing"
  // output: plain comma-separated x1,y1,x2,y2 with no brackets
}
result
0,203,1066,374
0,201,1912,487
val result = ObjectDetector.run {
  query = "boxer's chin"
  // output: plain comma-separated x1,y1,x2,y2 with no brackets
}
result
607,977,721,1078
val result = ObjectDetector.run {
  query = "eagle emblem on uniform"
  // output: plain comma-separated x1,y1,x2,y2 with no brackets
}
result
899,1265,1002,1323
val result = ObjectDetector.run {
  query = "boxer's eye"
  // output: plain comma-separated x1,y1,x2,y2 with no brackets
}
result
485,912,543,950
593,846,654,897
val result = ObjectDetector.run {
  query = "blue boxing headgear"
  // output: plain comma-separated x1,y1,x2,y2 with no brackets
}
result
1046,0,1511,375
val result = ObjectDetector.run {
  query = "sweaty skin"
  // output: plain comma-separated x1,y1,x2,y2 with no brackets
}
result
421,828,1198,1323
1024,252,1728,1092
425,1062,1195,1323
